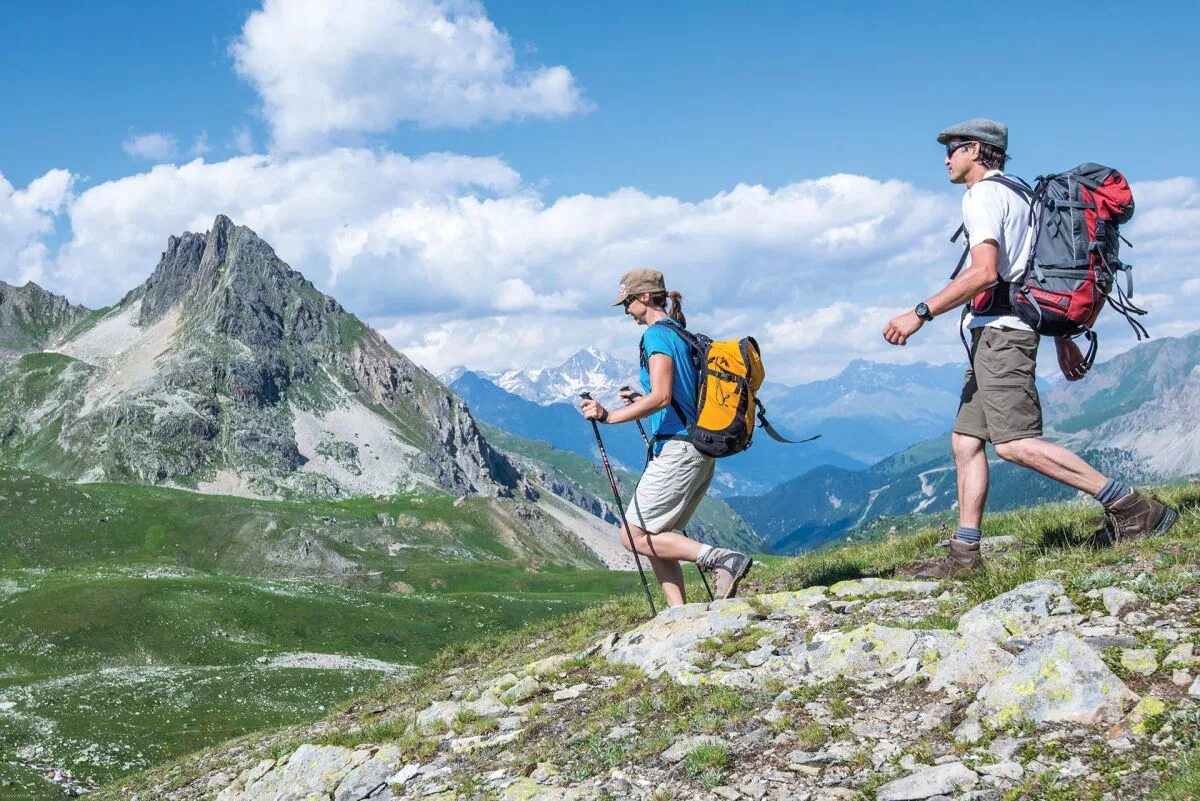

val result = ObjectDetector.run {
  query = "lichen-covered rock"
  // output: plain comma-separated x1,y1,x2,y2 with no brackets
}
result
333,756,394,801
526,654,573,677
956,579,1064,643
753,587,829,614
500,675,540,705
661,735,727,762
606,601,761,679
417,700,461,730
875,761,978,800
236,745,365,801
975,632,1134,726
923,635,1014,691
1100,587,1139,617
1109,696,1168,740
1120,648,1159,677
828,578,940,599
500,778,603,800
804,624,917,678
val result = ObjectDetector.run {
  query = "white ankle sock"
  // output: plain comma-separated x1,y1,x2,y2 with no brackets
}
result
696,544,714,564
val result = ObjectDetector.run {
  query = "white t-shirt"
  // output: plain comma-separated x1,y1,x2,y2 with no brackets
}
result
961,169,1035,331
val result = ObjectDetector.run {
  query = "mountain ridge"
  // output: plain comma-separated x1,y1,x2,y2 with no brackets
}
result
0,215,519,500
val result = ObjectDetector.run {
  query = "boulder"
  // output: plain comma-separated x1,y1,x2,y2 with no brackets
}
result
975,632,1134,726
956,579,1064,643
804,624,917,678
875,762,979,800
238,745,364,801
500,779,603,800
661,735,727,763
333,757,393,801
1100,587,1139,617
828,578,941,599
1120,648,1158,677
500,675,540,705
754,587,829,614
416,700,461,730
606,601,760,679
924,636,1014,692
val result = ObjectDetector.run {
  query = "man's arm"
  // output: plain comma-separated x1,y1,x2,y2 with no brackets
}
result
925,240,1000,316
882,240,1000,346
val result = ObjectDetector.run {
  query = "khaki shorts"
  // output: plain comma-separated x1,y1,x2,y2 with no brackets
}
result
625,439,715,533
954,326,1043,444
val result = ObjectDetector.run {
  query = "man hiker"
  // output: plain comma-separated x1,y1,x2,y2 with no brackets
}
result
881,118,1178,578
579,269,753,604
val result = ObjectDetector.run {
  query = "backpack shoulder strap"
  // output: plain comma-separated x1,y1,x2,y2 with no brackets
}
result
641,320,697,426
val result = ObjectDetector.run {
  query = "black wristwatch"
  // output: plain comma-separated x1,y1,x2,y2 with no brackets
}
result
915,302,934,321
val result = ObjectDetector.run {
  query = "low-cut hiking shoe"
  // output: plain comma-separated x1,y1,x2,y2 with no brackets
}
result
699,548,752,599
1102,489,1179,543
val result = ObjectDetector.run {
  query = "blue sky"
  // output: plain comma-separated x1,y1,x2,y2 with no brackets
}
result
2,0,1198,380
7,1,1198,197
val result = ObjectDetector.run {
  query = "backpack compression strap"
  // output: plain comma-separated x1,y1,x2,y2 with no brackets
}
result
755,399,821,445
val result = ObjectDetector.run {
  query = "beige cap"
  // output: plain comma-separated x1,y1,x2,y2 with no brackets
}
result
612,268,666,305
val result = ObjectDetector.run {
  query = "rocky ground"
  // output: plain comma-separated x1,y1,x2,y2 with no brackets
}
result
96,487,1200,801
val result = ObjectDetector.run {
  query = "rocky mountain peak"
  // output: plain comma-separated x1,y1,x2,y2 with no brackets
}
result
138,215,312,327
1,215,523,500
0,278,90,353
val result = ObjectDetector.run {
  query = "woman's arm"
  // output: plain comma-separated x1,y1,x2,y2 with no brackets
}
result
580,354,674,424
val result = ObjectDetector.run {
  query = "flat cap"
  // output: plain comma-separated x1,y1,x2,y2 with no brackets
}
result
937,118,1008,151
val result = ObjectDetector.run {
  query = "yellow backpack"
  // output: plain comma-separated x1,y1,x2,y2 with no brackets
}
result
641,323,817,458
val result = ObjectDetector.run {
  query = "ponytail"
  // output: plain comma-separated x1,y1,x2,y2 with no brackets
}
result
667,290,686,328
648,289,687,328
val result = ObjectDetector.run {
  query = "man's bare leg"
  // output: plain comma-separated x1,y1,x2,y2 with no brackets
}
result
992,437,1107,495
953,432,989,529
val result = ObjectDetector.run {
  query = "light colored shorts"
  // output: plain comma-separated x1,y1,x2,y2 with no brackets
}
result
625,438,715,533
953,326,1043,445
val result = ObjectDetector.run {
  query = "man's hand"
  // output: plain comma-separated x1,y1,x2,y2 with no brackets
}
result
1055,336,1090,381
618,387,639,406
883,310,925,346
580,398,608,421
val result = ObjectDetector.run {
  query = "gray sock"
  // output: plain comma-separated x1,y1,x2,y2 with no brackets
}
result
1094,479,1132,507
955,526,982,544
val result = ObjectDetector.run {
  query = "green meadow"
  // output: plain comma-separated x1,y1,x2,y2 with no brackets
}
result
0,469,639,799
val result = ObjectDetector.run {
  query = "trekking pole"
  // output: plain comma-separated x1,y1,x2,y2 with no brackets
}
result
580,392,657,618
619,386,715,602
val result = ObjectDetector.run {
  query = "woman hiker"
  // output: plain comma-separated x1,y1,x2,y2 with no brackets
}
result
579,268,753,606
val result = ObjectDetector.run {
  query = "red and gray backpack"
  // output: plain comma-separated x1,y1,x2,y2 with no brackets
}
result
951,164,1148,367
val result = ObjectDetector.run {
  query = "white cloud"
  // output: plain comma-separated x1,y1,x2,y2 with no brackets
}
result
231,0,591,151
52,149,519,306
190,132,212,156
231,127,255,155
0,169,74,287
122,132,179,161
12,153,1198,385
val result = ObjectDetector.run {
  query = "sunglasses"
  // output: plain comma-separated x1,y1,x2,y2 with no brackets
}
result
621,296,638,309
946,140,976,158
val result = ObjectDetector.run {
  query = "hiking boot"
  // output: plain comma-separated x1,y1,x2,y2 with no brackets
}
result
912,539,981,580
1101,489,1179,543
699,548,753,599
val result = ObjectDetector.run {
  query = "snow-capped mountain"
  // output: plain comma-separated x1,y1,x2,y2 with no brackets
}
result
445,348,640,408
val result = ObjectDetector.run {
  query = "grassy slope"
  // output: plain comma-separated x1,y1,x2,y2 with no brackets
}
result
0,469,645,800
98,483,1200,801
